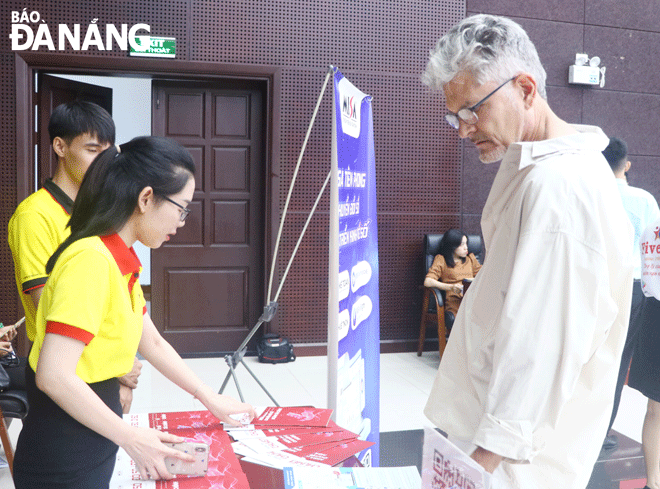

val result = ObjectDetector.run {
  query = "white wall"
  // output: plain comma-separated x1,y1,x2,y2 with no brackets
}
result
48,73,153,284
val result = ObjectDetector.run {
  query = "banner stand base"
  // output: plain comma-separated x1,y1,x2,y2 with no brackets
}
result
218,302,280,406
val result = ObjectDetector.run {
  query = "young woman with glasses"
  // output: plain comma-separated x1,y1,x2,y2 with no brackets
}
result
13,136,255,489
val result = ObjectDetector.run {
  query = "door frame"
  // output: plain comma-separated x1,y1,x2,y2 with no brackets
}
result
14,52,282,354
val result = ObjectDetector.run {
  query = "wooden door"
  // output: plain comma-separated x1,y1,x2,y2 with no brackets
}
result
38,74,113,187
151,80,266,355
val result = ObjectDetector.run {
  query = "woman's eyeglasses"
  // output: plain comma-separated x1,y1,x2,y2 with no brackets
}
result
162,196,191,222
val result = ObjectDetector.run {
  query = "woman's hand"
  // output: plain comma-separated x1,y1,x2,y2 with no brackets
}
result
194,384,256,426
120,427,195,480
119,357,143,389
119,384,134,414
118,357,143,413
0,320,19,342
450,283,464,294
0,341,13,357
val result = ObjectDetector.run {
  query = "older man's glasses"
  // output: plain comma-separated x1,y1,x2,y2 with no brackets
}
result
445,77,516,130
162,195,191,222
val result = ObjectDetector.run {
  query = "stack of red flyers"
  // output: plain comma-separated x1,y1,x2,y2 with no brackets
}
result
228,406,374,467
111,411,250,489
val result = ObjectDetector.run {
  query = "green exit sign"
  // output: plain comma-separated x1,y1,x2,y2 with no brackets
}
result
130,37,176,58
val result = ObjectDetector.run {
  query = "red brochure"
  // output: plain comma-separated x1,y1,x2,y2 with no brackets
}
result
284,438,349,456
149,410,220,431
275,428,357,449
261,424,345,437
253,406,333,428
296,439,375,466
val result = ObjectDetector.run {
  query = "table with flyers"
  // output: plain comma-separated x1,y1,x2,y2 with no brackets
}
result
109,406,372,489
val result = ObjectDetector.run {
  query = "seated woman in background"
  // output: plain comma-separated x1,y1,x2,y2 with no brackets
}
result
424,229,482,324
13,137,255,489
0,318,26,390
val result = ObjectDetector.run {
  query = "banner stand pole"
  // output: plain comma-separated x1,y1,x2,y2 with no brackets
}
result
218,68,335,405
266,67,334,303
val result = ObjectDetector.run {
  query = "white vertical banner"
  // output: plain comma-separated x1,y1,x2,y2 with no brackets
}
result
327,67,380,467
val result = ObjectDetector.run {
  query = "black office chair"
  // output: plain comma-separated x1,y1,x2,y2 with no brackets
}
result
0,389,29,477
417,233,482,357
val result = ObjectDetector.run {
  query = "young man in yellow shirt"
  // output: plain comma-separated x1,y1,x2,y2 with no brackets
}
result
8,100,141,412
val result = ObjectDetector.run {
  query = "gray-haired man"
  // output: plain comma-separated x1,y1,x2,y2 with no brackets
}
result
423,14,634,488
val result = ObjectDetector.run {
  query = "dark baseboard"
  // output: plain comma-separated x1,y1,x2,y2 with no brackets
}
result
289,339,440,357
175,340,440,358
379,339,437,354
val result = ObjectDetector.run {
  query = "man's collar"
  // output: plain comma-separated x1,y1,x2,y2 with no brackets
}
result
100,234,142,276
505,125,609,169
43,179,74,214
530,125,608,158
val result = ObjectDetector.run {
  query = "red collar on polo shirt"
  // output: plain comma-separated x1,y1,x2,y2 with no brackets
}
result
100,234,142,291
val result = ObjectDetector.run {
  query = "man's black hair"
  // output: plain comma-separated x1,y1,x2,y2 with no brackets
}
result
48,100,115,145
602,137,628,173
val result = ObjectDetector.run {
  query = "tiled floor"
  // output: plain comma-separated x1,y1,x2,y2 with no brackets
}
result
0,351,651,487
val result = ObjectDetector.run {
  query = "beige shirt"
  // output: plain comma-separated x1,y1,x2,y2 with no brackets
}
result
424,125,634,489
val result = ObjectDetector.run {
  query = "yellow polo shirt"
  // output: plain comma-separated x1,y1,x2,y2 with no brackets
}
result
8,180,73,341
29,234,146,383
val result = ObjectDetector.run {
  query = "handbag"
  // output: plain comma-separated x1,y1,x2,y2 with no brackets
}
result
0,348,16,391
0,366,9,393
257,333,296,364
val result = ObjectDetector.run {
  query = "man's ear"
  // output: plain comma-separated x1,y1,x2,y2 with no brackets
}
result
52,137,67,158
624,160,632,173
516,74,537,108
137,187,154,214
